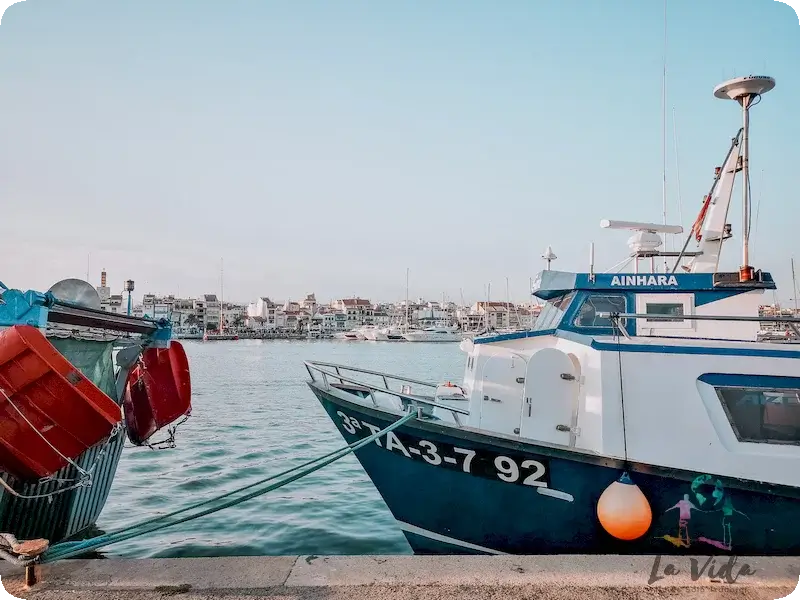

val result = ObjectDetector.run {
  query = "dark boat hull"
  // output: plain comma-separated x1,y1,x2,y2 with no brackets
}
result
311,384,800,556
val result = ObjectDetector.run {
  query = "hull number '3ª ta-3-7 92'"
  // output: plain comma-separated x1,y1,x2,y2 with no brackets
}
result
336,410,551,489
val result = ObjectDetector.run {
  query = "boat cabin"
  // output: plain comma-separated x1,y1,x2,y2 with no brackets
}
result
453,269,800,490
519,269,774,342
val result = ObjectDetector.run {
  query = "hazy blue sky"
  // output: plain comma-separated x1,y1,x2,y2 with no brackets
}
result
1,0,798,305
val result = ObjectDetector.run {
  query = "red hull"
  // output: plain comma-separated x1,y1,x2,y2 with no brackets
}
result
123,342,191,445
0,325,122,481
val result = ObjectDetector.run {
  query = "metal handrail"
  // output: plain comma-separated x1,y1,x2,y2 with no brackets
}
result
305,360,440,389
304,361,470,420
598,312,800,338
597,312,800,324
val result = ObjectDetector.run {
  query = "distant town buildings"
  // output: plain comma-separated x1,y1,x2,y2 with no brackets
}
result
92,269,545,335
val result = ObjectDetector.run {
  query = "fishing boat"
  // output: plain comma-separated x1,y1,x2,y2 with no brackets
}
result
305,76,800,556
0,277,192,552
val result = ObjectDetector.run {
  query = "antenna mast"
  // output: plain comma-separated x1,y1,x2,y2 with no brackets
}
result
713,75,775,282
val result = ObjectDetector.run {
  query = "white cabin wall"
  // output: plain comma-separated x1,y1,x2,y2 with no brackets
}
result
636,289,764,340
618,349,800,488
694,290,765,340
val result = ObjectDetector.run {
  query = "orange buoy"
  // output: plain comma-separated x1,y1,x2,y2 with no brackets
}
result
597,472,652,541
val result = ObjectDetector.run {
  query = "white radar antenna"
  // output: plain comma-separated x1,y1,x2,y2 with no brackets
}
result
600,220,683,274
712,75,775,282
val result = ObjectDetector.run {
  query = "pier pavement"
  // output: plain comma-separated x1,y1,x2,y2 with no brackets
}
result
2,555,798,599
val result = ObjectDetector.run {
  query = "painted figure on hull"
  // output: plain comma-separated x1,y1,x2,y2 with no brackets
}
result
658,475,748,552
664,494,700,547
698,496,750,551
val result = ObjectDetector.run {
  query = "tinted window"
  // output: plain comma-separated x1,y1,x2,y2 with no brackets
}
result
574,295,627,328
718,387,800,444
646,302,684,322
533,292,575,331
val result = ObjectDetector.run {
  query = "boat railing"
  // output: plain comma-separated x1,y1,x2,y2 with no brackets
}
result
597,312,800,340
304,360,470,425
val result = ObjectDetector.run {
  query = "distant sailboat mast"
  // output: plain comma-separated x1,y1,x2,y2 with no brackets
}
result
405,268,410,333
219,258,224,334
505,277,510,329
485,283,491,331
661,0,669,270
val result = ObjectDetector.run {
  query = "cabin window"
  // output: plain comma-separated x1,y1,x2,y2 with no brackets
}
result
533,292,575,330
645,302,685,322
635,293,694,331
573,294,627,328
717,386,800,445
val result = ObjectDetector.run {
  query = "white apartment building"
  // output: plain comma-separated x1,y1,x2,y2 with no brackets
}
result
460,302,539,330
246,297,286,330
142,294,174,322
202,294,220,329
332,298,373,328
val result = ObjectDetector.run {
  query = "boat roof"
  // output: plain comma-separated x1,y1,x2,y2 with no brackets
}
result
531,270,776,301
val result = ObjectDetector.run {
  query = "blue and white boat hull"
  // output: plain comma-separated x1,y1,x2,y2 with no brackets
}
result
311,384,800,556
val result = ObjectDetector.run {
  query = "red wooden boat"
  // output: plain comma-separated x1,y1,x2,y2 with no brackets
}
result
122,341,191,446
0,325,122,481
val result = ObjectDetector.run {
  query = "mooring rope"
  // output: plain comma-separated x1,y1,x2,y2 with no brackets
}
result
42,411,416,563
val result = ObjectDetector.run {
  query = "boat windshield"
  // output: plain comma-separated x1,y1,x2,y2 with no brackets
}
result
533,292,575,331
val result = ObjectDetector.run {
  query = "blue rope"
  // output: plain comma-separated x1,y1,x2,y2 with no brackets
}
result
43,411,415,562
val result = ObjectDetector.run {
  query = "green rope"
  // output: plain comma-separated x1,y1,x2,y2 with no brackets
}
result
43,411,415,563
49,424,371,555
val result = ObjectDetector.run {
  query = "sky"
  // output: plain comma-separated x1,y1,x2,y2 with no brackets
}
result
1,0,798,305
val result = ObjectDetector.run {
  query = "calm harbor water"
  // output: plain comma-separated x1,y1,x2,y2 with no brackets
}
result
99,339,465,558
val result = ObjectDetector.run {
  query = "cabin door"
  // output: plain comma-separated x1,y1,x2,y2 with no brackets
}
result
520,348,581,446
478,352,527,436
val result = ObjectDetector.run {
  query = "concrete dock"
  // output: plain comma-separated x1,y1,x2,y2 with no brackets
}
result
2,555,799,599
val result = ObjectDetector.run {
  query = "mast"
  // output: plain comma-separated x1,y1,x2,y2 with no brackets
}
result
661,0,669,269
405,268,409,333
219,258,224,333
459,288,466,330
486,283,491,331
505,277,510,329
792,258,798,315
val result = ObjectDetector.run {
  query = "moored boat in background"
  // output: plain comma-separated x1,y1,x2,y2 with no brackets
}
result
402,324,461,343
